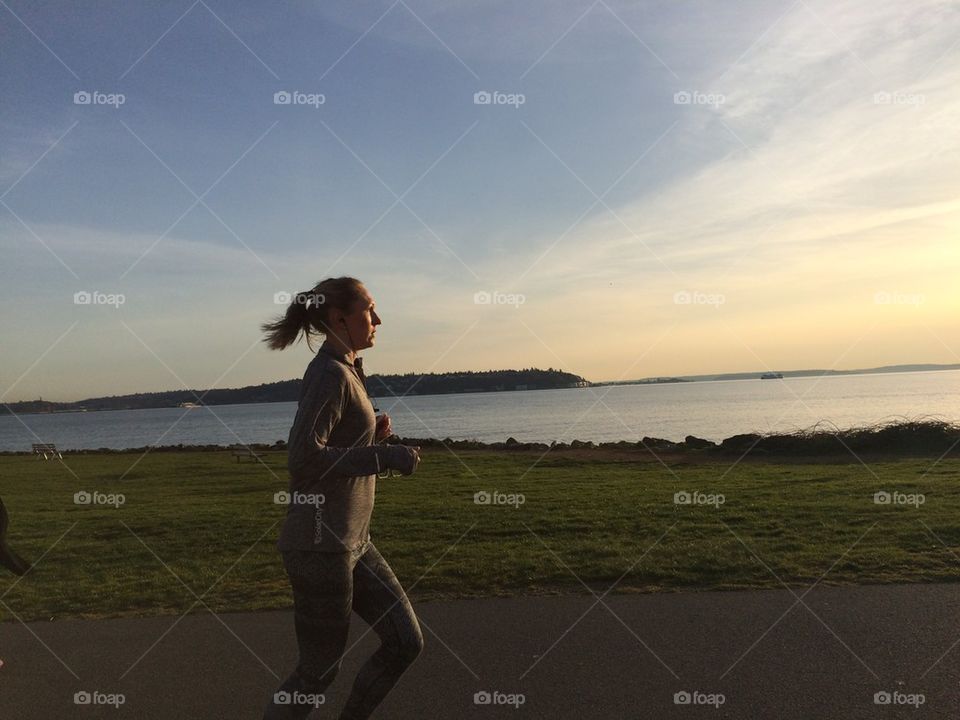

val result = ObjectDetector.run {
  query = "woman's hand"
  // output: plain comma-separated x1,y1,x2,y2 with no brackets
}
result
384,445,421,476
375,413,393,442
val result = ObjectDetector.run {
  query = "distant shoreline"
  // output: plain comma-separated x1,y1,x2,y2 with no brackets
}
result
1,367,588,415
4,363,959,416
596,363,960,386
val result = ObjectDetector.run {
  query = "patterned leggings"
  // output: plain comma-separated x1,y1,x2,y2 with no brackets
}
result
262,541,424,720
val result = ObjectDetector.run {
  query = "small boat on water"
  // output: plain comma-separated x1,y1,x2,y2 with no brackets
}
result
761,372,784,379
178,402,201,408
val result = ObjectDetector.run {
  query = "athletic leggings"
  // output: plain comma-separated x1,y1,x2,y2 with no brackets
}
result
262,540,424,720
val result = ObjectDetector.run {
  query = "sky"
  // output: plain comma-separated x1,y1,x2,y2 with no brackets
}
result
1,0,959,403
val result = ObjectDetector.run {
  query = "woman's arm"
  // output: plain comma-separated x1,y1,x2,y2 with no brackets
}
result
287,366,381,478
288,366,417,478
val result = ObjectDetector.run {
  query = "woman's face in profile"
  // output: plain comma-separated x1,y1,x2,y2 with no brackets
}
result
343,289,381,350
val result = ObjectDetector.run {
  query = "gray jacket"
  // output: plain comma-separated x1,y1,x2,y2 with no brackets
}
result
277,340,386,553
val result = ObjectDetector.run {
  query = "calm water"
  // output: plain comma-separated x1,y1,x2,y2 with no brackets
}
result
1,370,958,451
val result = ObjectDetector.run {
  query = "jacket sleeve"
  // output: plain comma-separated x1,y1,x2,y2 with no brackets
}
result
288,366,384,479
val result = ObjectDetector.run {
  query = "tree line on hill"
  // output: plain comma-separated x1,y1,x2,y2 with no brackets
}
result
3,368,590,414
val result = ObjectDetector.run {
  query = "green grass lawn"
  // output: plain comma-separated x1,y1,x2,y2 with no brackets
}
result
1,449,958,622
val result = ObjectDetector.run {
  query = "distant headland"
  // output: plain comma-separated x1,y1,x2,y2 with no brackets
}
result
3,363,957,416
2,368,589,414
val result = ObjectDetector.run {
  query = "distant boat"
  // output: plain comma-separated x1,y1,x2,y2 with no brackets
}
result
761,372,784,379
178,402,201,408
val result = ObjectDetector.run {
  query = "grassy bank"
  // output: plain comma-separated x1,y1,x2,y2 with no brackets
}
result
0,448,958,622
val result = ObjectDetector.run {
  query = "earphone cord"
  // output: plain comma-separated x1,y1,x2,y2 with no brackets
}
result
340,320,367,393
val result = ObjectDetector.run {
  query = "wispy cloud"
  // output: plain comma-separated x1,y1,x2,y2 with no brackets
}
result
513,0,960,285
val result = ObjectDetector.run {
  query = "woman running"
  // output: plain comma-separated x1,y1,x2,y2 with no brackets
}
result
260,276,424,720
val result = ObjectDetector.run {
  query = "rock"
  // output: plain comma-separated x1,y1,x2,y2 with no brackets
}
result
683,435,716,450
600,440,634,449
640,437,679,451
719,433,762,453
505,437,519,446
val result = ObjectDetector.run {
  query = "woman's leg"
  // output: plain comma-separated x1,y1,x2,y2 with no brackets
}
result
338,541,424,720
263,550,355,720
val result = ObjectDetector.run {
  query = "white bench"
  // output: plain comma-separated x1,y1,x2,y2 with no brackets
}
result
32,443,62,460
230,445,263,463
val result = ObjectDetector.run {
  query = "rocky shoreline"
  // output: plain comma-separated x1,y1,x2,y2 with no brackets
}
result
2,420,958,458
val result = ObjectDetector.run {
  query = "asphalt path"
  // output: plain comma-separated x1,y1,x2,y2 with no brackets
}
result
2,583,958,718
